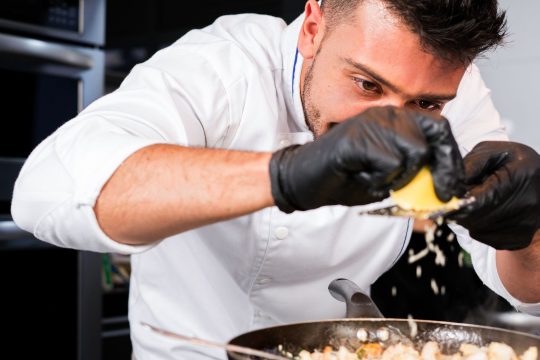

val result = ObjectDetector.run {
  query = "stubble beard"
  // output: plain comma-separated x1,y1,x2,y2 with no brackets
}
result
301,58,325,139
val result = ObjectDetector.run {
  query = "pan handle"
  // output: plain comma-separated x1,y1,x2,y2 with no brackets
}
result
328,278,384,319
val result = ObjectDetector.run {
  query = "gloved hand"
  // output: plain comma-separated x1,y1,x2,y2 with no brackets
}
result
448,141,540,250
269,106,464,213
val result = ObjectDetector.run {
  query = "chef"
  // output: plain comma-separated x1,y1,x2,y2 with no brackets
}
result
11,0,540,359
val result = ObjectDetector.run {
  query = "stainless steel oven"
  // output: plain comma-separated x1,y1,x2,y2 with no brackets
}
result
0,33,104,182
0,33,104,232
0,0,105,211
0,0,105,46
0,2,105,359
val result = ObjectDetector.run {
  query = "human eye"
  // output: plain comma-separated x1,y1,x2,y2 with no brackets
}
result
415,99,442,111
353,77,382,95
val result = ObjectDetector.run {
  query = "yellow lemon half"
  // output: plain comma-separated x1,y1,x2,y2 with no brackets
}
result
390,166,460,211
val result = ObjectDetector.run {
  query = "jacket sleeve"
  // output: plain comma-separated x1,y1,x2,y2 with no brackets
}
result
445,64,540,315
11,48,231,254
442,63,508,156
452,225,540,315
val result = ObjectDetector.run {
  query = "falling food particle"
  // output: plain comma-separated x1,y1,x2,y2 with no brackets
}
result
409,221,454,294
407,314,418,338
430,278,439,295
420,222,447,267
391,286,397,297
408,248,430,264
432,244,446,267
441,286,446,296
425,227,435,242
458,252,464,268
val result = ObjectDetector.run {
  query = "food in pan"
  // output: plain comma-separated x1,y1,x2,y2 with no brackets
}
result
291,341,538,360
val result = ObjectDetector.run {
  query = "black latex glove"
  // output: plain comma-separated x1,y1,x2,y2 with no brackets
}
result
448,141,540,250
269,106,464,213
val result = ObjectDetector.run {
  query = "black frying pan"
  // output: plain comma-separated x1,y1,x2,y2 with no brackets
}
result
228,279,540,359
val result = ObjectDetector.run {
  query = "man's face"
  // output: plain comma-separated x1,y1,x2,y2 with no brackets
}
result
298,0,467,138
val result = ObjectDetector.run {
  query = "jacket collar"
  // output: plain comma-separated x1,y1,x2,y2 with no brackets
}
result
281,14,312,135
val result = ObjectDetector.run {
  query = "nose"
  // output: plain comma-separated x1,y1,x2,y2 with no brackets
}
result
375,96,406,108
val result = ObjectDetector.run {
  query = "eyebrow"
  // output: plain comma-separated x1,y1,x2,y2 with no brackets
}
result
343,57,457,102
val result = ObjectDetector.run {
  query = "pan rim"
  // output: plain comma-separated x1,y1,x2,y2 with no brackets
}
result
228,317,540,343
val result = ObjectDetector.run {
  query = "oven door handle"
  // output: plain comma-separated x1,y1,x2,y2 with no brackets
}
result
0,33,94,69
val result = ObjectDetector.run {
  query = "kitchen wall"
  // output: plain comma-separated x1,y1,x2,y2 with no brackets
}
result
476,0,540,152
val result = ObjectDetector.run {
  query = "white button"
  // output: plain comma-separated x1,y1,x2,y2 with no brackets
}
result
254,310,271,320
256,277,272,285
279,139,291,147
274,226,289,240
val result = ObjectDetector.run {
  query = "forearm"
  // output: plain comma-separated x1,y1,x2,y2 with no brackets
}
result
94,144,274,245
496,229,540,303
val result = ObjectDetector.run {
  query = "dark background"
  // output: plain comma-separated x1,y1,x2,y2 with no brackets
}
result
370,225,511,322
104,0,307,92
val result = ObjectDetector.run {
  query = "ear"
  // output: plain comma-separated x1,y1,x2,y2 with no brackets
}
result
298,0,324,60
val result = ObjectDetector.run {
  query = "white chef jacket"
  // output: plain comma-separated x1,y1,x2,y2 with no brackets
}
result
11,13,540,360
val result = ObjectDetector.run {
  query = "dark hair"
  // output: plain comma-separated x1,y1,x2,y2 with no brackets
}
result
320,0,507,64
